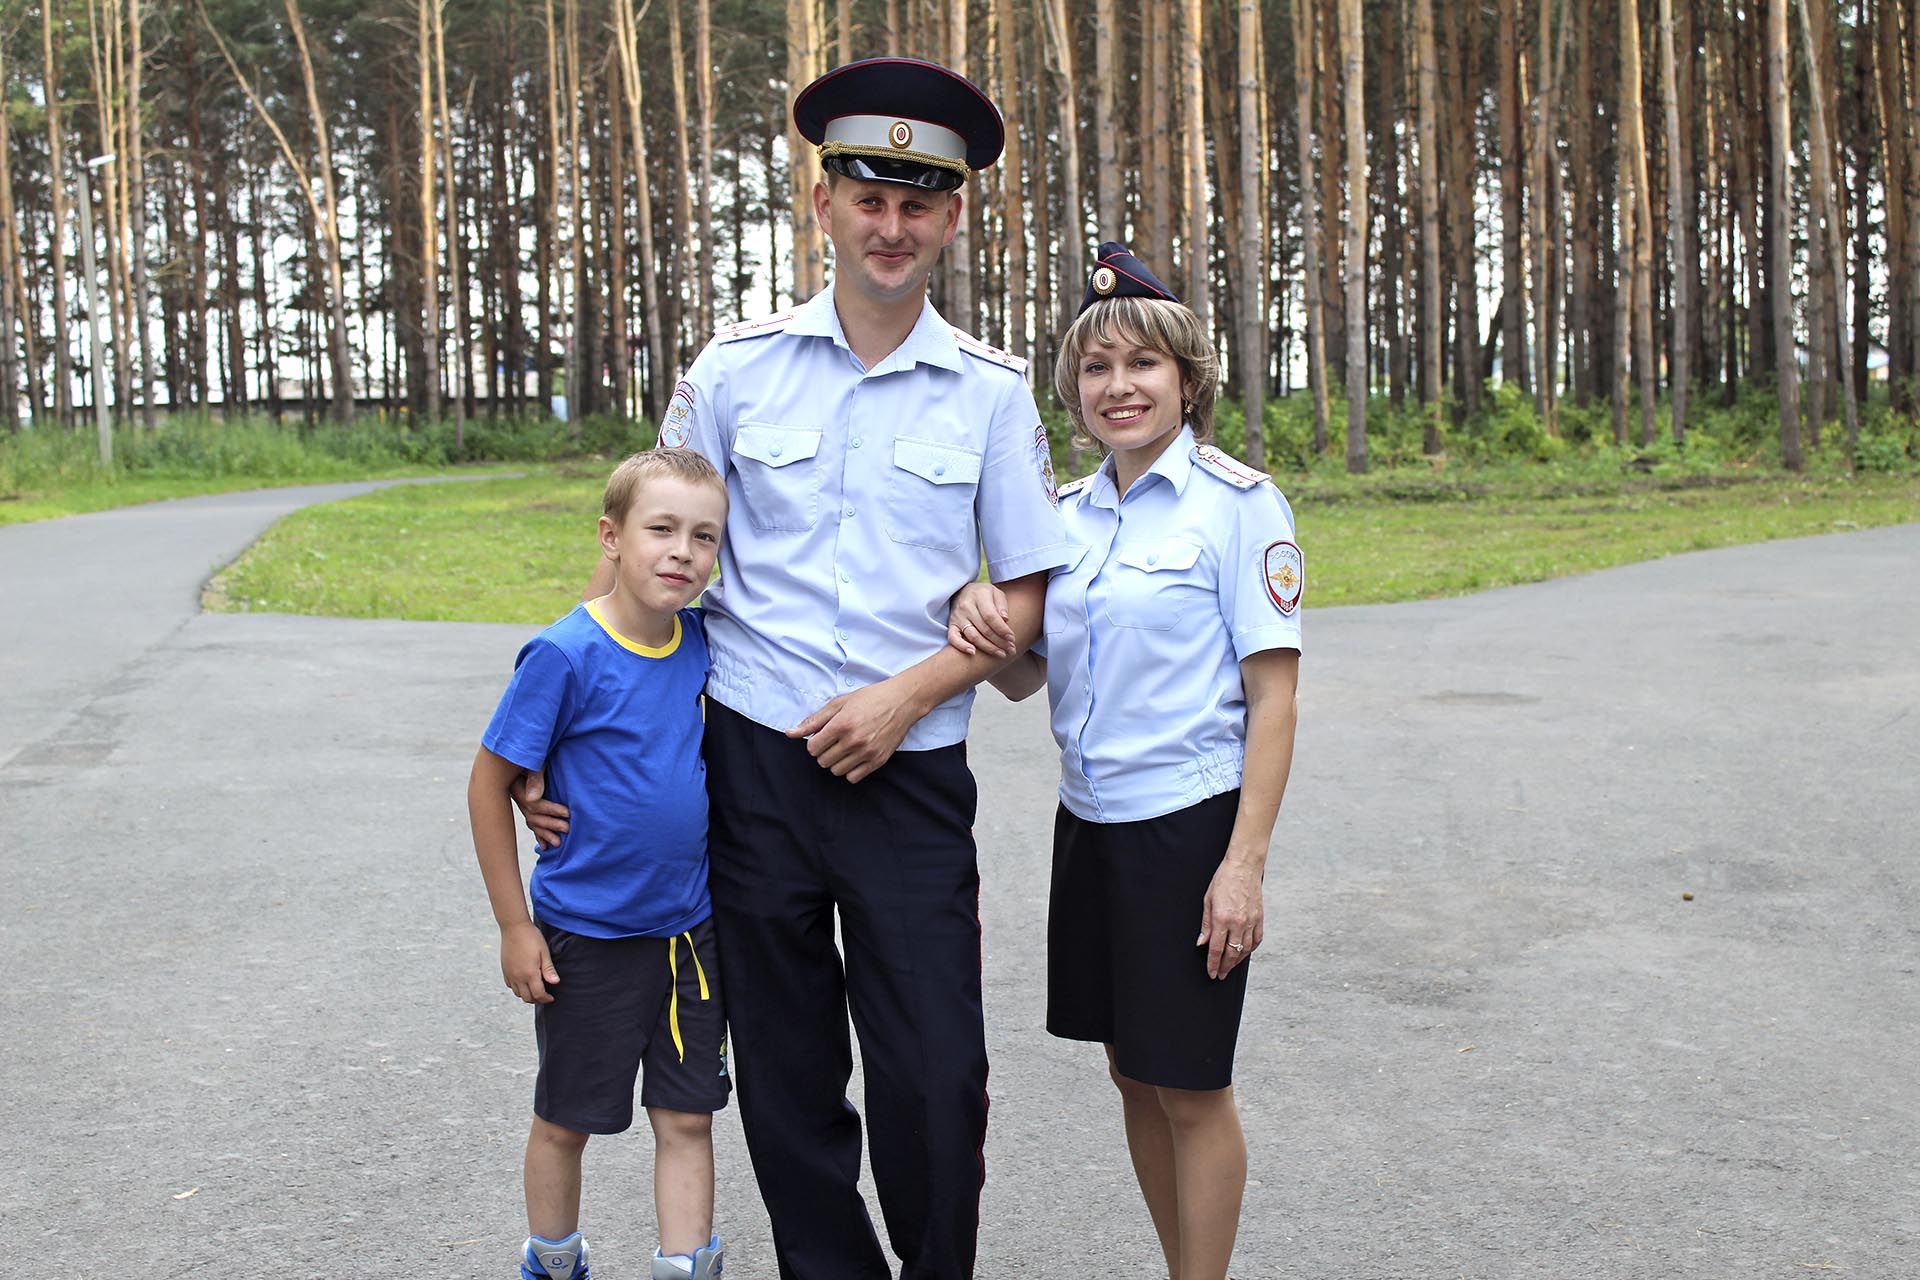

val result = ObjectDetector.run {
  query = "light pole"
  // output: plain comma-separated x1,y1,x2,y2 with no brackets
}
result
77,153,115,465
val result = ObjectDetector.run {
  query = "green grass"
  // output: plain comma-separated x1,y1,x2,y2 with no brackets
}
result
203,459,1920,621
0,411,652,526
203,466,612,621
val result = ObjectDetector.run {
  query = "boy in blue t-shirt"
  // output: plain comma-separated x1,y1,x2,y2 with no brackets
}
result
469,448,730,1280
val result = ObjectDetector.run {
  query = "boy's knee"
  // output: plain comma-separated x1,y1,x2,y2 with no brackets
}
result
530,1116,592,1153
647,1107,714,1147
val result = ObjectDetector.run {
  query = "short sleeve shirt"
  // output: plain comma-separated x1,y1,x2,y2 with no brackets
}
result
661,288,1073,749
481,604,712,938
1042,429,1303,823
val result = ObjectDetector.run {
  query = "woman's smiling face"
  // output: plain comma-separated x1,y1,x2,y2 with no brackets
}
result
1076,337,1191,471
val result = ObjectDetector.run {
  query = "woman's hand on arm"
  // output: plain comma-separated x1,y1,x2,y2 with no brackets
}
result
1198,647,1300,979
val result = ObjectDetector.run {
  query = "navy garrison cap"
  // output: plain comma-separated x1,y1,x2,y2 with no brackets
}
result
794,57,1004,192
1081,241,1180,314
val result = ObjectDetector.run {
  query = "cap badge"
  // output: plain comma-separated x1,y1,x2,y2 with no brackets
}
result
889,120,914,149
1091,266,1117,296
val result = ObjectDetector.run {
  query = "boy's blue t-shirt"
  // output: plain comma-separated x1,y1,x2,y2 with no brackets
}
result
482,602,711,939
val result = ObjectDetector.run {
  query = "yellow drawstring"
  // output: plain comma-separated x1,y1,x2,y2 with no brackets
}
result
667,931,713,1063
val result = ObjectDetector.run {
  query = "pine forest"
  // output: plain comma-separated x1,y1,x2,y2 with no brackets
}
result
1,0,1917,474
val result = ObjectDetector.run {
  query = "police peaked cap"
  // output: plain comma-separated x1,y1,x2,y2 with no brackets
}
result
1081,242,1181,314
794,57,1005,191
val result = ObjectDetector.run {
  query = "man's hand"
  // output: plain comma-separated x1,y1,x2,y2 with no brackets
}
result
500,920,560,1004
787,678,926,783
510,770,570,850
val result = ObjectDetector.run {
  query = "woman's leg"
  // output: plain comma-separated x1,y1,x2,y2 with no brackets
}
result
1156,1083,1247,1280
1107,1047,1183,1278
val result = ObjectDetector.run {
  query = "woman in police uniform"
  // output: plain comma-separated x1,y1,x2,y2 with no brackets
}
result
951,244,1301,1280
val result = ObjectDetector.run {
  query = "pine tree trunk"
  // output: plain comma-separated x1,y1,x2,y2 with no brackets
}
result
418,0,442,424
1497,0,1528,391
1796,0,1858,455
1569,0,1595,404
43,0,73,424
0,37,43,425
608,65,630,420
1294,0,1330,454
613,0,669,421
1180,0,1209,325
128,0,154,428
1445,0,1482,418
1619,0,1656,445
996,0,1028,368
668,0,697,373
695,0,714,338
1094,0,1121,237
431,0,467,438
946,0,973,329
1415,0,1444,450
1340,0,1367,472
1658,0,1689,442
1237,0,1266,465
1766,0,1802,468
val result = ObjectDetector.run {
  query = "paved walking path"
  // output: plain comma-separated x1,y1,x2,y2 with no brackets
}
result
2,484,1915,1278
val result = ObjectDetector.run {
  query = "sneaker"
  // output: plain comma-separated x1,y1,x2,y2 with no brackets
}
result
651,1233,724,1280
522,1232,590,1280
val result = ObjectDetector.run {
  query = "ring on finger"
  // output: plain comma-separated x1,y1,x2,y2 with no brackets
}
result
1228,941,1245,953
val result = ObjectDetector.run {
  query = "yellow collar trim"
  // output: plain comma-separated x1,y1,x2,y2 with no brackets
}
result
584,599,682,658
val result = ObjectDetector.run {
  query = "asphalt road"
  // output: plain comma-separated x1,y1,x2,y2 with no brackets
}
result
2,483,1915,1279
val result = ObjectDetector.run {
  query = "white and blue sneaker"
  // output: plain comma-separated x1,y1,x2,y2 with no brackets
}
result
522,1231,591,1280
651,1233,724,1279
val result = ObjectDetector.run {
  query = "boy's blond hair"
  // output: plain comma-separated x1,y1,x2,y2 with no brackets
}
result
603,448,726,523
1053,296,1220,449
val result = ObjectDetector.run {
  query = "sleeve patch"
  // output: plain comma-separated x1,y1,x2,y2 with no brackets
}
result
1263,540,1304,615
658,382,696,447
1034,422,1058,506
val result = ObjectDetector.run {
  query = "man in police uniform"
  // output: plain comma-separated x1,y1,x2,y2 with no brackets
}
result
542,57,1071,1280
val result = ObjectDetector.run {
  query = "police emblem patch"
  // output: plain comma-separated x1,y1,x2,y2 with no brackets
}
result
659,381,695,448
1263,540,1303,615
1034,421,1058,506
890,120,914,149
1091,265,1118,296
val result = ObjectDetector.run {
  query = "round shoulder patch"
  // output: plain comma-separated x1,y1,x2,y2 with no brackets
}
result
1262,540,1303,616
659,381,696,447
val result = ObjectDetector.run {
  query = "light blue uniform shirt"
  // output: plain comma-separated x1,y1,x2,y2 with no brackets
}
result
663,288,1073,750
1039,427,1303,823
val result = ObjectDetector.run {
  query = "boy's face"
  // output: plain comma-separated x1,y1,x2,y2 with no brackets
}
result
598,474,728,615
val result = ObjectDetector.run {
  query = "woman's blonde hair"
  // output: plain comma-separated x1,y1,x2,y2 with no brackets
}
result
1053,296,1220,449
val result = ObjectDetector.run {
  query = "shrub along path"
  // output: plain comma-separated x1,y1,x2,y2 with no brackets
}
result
2,484,1916,1277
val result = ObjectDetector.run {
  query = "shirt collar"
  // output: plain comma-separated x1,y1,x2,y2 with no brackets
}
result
1087,425,1198,508
793,286,963,375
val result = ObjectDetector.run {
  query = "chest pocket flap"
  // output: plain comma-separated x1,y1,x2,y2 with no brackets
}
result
734,423,822,467
1116,537,1204,573
893,438,983,485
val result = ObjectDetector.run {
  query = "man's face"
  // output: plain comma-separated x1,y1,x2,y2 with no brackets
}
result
814,175,962,307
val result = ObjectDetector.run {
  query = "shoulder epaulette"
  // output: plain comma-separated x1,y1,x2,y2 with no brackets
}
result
1191,445,1269,490
1056,474,1096,499
713,308,799,345
951,328,1027,373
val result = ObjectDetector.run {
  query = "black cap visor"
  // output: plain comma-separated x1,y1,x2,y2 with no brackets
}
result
823,152,965,192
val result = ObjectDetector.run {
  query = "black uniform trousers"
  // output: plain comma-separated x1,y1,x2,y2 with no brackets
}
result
703,699,988,1280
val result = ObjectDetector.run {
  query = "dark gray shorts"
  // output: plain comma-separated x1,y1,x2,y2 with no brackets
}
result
533,916,730,1133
